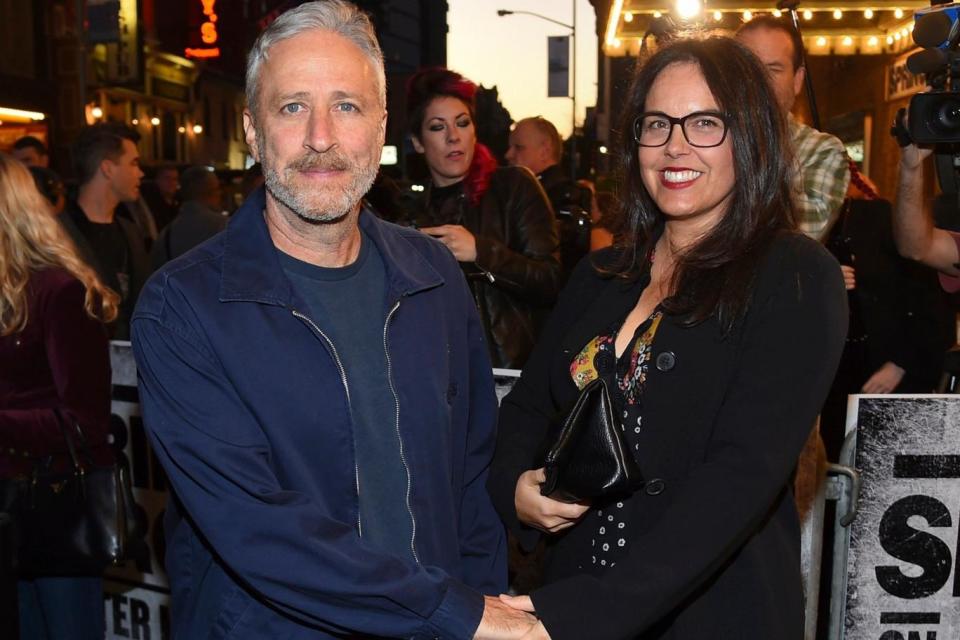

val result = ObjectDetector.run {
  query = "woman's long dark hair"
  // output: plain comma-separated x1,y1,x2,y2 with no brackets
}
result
406,67,497,206
610,36,797,332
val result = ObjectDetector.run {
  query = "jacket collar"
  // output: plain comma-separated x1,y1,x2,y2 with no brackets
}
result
219,187,444,305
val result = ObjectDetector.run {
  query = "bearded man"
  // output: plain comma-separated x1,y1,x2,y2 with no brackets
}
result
131,2,531,638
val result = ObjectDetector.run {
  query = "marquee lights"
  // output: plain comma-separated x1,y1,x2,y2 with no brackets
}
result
605,4,918,55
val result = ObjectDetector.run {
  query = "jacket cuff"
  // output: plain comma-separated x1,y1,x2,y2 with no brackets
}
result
474,236,502,273
419,579,484,640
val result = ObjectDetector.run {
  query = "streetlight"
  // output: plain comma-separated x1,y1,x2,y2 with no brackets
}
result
498,5,578,179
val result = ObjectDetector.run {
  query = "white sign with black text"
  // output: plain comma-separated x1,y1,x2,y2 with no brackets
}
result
843,395,960,640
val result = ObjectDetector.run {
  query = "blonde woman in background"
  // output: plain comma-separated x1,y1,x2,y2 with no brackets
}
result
0,153,118,639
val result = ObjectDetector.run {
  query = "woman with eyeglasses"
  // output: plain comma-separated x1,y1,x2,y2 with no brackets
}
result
405,68,561,369
489,37,847,639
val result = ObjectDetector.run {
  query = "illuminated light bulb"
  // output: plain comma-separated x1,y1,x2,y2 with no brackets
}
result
676,0,702,20
178,126,186,134
131,118,139,125
150,116,160,126
623,12,633,22
803,9,813,20
842,35,853,45
864,8,874,19
773,9,782,17
886,35,894,44
713,10,722,21
599,145,608,154
91,106,103,118
743,10,752,21
653,11,662,18
894,8,903,19
816,36,827,46
868,36,878,46
833,9,842,19
193,124,203,134
894,32,901,40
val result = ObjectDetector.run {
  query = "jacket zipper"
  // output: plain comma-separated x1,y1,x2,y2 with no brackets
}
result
383,299,420,564
291,309,363,537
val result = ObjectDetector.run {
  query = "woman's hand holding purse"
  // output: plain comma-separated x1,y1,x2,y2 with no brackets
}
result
515,467,590,533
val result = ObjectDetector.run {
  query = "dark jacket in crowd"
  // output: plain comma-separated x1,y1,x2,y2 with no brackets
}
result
59,202,151,341
830,198,954,390
537,164,592,280
489,233,847,640
0,268,113,479
418,166,561,369
131,187,506,639
141,183,180,232
821,198,955,459
150,200,227,270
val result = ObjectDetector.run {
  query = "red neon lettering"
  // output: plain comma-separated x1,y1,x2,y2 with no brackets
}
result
201,0,216,16
185,47,221,59
201,22,218,44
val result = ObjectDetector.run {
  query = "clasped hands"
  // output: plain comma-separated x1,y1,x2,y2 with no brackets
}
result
474,469,592,639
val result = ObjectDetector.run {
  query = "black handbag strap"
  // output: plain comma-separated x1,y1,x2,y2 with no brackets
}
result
50,409,95,472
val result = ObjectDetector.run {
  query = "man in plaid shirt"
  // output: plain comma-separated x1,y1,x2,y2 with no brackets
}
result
738,17,850,241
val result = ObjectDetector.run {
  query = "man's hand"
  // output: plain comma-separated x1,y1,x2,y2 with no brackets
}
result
862,361,906,394
473,595,538,640
499,595,551,640
515,468,590,533
900,141,934,172
840,265,856,291
421,224,478,262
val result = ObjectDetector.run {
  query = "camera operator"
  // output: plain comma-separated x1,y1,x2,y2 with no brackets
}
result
891,137,960,290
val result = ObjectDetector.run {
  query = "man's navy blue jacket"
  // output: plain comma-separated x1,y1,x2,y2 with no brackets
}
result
131,188,506,639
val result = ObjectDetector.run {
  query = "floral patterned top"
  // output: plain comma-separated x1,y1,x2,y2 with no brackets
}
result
566,309,663,572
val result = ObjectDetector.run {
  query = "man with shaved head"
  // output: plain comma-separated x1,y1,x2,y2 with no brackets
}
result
507,116,591,277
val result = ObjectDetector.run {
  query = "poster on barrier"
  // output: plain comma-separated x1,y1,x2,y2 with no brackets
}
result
104,342,171,640
843,395,960,640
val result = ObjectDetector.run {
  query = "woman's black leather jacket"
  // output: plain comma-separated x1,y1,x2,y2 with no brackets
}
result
413,166,561,368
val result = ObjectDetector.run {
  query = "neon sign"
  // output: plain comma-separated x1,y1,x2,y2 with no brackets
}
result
185,0,220,59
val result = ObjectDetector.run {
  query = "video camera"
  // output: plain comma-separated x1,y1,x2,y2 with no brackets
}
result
893,1,960,193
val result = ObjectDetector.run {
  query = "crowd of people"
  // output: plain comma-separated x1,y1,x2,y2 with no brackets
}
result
0,0,956,638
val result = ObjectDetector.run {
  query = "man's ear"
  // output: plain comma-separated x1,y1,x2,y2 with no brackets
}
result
410,134,425,154
99,157,115,181
243,109,260,161
793,65,806,99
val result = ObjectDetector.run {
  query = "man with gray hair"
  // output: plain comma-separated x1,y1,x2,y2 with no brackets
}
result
132,2,527,638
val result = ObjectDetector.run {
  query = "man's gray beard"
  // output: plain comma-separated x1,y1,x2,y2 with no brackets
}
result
257,128,378,224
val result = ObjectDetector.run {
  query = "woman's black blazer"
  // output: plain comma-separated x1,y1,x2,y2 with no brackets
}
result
489,231,848,640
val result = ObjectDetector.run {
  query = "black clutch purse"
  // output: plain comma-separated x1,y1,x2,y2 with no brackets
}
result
540,378,645,503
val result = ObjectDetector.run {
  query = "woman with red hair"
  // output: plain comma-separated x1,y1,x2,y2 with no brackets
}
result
407,68,561,369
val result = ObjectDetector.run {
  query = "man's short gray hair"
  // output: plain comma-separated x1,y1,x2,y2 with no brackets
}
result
245,0,386,115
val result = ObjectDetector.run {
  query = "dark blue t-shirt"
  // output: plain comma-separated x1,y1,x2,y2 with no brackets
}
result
279,232,415,562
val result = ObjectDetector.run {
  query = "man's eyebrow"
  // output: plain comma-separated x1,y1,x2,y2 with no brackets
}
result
274,91,311,103
330,90,367,102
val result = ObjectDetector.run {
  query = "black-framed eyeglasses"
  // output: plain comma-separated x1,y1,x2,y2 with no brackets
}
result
632,111,730,148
